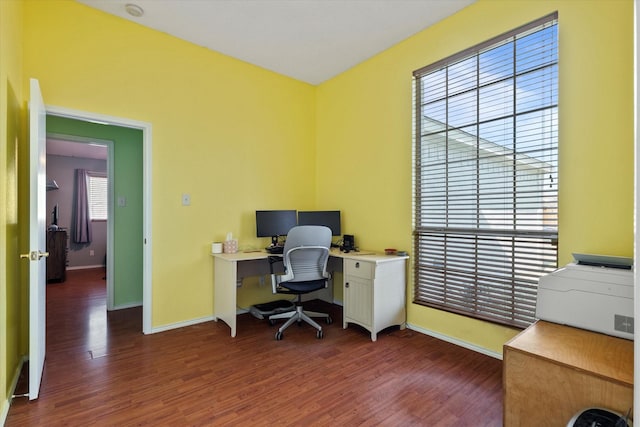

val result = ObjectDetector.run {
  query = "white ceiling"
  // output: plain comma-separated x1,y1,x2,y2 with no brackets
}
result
76,0,475,85
47,138,108,160
51,1,474,158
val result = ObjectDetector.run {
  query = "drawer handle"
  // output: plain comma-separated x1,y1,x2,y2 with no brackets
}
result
355,262,359,268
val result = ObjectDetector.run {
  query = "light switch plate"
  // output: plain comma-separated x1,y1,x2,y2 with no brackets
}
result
182,193,191,206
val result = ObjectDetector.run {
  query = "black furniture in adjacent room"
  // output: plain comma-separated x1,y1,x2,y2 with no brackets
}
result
46,229,67,283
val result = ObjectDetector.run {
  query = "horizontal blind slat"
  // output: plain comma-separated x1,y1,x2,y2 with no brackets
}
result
413,15,558,328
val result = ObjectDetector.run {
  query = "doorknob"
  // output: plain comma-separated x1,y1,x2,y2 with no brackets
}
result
20,251,49,261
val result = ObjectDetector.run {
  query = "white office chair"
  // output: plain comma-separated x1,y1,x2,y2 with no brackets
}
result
269,225,333,340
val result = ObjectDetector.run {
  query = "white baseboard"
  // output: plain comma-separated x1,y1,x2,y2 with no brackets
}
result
146,306,500,362
66,264,105,271
9,355,27,399
109,301,142,311
151,315,216,334
2,355,28,425
0,399,7,427
406,323,503,360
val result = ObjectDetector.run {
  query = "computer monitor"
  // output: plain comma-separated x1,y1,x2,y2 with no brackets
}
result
297,210,341,236
255,210,297,246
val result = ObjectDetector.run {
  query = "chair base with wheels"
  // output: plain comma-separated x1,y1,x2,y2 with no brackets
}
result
268,225,333,340
269,294,332,340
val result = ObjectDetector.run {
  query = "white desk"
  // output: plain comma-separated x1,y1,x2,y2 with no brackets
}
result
212,249,408,340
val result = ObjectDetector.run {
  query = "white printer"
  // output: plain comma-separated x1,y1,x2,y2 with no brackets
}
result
535,253,634,340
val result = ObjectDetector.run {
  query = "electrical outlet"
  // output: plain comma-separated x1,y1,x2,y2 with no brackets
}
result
182,193,191,206
89,250,95,256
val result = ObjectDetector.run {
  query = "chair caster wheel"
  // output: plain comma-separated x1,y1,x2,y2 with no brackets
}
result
316,330,324,339
326,316,333,325
275,331,283,340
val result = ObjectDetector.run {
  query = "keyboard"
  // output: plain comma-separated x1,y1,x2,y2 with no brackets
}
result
265,246,284,254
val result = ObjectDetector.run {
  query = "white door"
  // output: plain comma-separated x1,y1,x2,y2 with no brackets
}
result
26,78,48,400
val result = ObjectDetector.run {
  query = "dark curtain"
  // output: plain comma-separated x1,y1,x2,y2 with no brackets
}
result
73,168,92,243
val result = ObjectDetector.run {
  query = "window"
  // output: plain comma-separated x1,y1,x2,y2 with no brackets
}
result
88,172,107,221
412,13,558,328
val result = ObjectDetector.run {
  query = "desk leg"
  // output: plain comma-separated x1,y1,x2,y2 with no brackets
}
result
214,257,238,337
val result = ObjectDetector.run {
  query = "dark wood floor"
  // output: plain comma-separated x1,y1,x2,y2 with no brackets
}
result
7,268,503,426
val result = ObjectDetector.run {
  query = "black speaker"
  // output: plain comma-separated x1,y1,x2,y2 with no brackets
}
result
342,234,355,252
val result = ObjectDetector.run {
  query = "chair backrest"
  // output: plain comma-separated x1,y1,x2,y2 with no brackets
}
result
282,225,331,283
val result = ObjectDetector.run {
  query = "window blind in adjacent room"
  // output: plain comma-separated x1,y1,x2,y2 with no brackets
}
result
412,13,559,328
88,172,108,221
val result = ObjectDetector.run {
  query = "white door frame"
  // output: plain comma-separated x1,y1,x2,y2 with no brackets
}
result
46,105,153,334
633,0,639,414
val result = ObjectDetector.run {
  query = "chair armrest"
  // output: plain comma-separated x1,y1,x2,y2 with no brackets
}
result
268,256,283,293
267,255,283,269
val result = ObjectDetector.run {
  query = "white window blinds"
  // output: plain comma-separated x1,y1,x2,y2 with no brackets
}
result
412,13,558,328
88,173,107,221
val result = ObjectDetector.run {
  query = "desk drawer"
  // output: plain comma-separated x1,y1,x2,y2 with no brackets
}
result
344,259,374,279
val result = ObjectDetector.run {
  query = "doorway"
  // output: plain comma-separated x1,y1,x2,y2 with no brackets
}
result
45,135,112,306
45,106,152,334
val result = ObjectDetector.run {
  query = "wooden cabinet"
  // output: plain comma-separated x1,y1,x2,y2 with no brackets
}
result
342,256,408,341
46,229,67,282
503,320,633,426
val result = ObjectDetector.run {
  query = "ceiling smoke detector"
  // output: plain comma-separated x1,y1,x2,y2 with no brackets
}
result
125,3,144,18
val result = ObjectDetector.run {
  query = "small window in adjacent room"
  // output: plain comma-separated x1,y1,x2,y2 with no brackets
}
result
88,172,107,221
412,13,559,328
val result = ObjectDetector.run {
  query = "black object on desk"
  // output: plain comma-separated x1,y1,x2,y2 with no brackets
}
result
567,407,632,427
266,246,284,254
341,234,355,253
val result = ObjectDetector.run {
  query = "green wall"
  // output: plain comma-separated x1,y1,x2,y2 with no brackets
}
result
46,115,143,307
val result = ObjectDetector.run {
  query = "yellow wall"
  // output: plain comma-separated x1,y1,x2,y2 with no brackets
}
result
22,1,317,327
9,0,634,373
316,0,634,353
1,0,25,417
